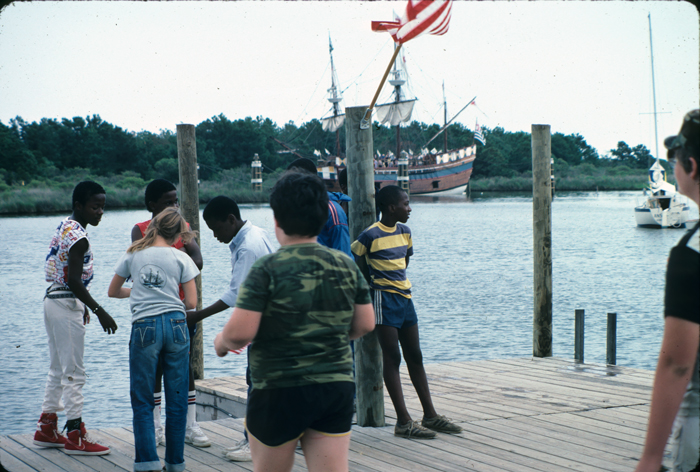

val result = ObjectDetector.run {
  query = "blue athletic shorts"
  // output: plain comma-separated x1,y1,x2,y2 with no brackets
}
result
371,290,417,329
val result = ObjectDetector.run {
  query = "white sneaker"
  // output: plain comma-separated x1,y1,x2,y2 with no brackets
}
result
184,422,211,448
225,438,247,452
155,426,166,446
225,439,251,462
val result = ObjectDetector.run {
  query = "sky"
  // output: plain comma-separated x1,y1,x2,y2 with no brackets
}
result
0,1,698,159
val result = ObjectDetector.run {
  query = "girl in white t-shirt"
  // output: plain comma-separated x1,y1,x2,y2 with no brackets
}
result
108,207,199,472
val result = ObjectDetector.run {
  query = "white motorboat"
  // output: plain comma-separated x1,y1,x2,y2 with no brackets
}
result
635,160,692,228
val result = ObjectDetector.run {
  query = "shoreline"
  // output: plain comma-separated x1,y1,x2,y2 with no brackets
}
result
0,177,661,216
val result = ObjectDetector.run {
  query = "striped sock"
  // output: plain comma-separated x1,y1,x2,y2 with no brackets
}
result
153,392,162,429
187,391,196,427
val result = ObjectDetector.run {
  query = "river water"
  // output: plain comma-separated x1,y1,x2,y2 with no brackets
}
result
1,190,697,435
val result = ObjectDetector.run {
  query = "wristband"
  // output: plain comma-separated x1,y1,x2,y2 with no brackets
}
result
91,305,101,314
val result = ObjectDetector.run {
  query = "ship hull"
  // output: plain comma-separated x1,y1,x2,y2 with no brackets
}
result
321,145,476,195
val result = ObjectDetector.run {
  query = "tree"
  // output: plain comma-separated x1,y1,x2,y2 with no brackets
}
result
610,141,653,169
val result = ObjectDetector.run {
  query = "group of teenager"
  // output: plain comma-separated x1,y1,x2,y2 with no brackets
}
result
33,109,699,472
33,155,461,472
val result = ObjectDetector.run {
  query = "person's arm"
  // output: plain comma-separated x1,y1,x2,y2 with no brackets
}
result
107,275,131,299
405,255,410,268
191,248,257,326
354,255,371,285
635,316,699,472
187,300,230,328
349,303,375,340
67,239,118,334
214,308,262,357
182,278,197,311
183,239,203,270
131,225,143,242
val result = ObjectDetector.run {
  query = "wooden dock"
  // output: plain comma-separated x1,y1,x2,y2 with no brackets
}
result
0,357,666,471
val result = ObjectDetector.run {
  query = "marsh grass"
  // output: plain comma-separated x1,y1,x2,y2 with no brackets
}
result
0,166,281,215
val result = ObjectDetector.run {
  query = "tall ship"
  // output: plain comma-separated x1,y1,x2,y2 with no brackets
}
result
317,38,477,195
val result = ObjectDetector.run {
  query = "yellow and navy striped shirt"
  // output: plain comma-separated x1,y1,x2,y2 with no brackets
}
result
351,222,413,298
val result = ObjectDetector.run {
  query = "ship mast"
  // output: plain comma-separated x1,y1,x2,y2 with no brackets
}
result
327,34,343,157
443,81,448,153
389,42,406,159
648,13,659,164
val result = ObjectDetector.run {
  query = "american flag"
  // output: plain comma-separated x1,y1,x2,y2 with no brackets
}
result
372,0,452,44
474,121,486,146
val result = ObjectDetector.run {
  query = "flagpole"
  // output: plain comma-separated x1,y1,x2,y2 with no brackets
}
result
360,43,403,130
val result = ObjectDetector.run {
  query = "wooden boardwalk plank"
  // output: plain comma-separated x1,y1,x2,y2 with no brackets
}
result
1,358,665,472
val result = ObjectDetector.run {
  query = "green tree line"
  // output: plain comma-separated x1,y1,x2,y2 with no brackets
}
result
1,113,656,188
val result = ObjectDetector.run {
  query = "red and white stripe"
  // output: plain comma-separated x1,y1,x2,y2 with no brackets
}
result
372,0,452,44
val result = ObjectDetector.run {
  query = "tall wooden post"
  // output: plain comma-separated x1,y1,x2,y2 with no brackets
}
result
177,124,203,379
346,106,385,427
532,124,552,358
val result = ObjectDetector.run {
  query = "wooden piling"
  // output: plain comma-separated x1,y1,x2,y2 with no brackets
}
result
574,309,584,363
345,106,385,427
607,312,617,365
176,124,204,379
532,124,552,358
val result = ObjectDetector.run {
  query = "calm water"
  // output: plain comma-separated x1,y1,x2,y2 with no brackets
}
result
1,191,697,435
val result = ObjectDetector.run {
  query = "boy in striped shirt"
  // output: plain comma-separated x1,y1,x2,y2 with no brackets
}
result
351,185,462,439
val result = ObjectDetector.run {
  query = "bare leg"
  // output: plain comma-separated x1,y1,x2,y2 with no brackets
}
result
300,429,351,472
375,325,412,425
248,433,297,472
398,323,437,419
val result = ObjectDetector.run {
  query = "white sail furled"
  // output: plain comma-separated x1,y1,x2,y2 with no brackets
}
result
321,115,346,132
375,99,416,126
649,160,666,188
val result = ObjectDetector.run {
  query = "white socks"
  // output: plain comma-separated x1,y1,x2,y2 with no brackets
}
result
153,392,163,430
187,391,196,428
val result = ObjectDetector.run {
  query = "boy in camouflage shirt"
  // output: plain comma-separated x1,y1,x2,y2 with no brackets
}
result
214,171,375,472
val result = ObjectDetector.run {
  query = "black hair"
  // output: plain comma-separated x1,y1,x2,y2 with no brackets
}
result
270,171,328,237
72,181,106,208
376,185,406,213
286,157,318,175
338,168,348,188
144,179,176,210
203,196,241,222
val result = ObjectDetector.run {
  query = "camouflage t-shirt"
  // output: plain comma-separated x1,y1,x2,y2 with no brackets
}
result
236,243,371,390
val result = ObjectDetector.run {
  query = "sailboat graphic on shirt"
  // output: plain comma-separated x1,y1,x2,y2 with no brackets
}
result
140,266,165,289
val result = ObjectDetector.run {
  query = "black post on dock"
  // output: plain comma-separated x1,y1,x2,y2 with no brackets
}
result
532,124,553,357
346,106,385,427
177,124,204,379
574,309,584,363
606,312,617,365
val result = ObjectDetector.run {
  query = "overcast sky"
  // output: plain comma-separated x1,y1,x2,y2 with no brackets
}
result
0,1,697,159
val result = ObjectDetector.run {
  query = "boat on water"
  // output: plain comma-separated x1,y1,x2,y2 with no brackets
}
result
316,39,477,195
634,161,692,228
633,14,691,229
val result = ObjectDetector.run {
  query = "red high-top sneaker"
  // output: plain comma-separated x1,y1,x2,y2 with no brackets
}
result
64,423,110,455
33,412,67,448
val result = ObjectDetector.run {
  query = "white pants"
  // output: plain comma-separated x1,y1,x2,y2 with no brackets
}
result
41,293,86,420
671,414,700,472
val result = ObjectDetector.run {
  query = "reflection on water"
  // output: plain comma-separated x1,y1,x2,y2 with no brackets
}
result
1,191,697,434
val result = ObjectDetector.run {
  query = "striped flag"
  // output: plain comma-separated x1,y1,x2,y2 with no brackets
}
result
372,0,452,44
474,121,486,145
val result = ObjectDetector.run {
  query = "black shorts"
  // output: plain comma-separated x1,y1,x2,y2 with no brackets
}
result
246,381,354,447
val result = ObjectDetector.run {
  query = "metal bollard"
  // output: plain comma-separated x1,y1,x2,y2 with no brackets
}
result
574,309,584,363
606,312,617,365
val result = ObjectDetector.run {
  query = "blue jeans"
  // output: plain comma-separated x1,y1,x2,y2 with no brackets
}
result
130,311,189,472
